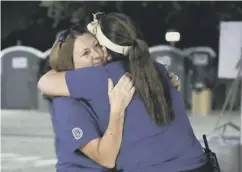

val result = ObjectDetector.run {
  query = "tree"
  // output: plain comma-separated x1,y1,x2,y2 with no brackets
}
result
39,1,111,27
1,1,40,39
2,1,242,46
39,1,242,30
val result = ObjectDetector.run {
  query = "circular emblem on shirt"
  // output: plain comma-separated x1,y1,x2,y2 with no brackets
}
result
72,128,83,140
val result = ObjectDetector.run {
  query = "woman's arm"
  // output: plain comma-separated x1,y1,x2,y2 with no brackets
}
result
38,66,108,99
81,110,125,168
80,75,135,168
54,74,135,168
38,67,179,98
38,70,70,96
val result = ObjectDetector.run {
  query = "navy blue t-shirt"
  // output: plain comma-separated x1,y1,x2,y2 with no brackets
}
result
65,61,207,172
51,97,110,172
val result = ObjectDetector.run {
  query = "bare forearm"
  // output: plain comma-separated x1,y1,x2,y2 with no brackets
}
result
38,71,69,96
79,75,133,168
98,111,125,168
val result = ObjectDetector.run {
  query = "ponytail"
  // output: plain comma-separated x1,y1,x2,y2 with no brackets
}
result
97,12,174,125
129,39,174,126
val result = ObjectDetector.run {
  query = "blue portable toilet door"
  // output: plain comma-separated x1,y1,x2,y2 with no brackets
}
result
1,50,40,109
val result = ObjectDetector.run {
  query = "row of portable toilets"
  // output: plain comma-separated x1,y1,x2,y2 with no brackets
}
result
0,45,217,112
1,46,51,111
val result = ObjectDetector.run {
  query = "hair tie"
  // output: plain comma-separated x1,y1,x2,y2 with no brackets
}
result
57,30,70,43
57,34,65,43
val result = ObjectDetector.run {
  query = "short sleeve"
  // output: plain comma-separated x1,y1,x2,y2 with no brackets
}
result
154,62,170,79
53,97,101,152
154,62,174,88
65,66,109,99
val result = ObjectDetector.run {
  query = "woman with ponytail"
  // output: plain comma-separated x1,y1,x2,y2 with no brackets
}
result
38,12,211,172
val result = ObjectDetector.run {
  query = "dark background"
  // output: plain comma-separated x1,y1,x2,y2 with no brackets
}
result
2,1,242,52
1,1,242,110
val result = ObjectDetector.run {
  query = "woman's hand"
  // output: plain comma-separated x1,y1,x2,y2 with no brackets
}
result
79,74,134,168
170,73,181,91
108,74,135,114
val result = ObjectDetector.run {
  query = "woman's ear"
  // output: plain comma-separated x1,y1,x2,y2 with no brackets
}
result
101,45,108,57
101,46,111,61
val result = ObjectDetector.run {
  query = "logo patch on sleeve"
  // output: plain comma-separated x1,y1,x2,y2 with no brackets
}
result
72,128,83,140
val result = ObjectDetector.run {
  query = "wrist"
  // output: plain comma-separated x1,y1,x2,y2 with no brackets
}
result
110,109,125,119
110,107,124,115
107,113,125,133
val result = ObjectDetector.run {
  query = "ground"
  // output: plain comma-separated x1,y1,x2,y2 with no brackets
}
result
1,110,241,172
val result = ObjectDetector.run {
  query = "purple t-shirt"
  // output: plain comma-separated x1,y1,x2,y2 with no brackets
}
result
65,61,207,172
51,97,110,172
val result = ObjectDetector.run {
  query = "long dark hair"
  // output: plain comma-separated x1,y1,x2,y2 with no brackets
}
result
98,12,174,126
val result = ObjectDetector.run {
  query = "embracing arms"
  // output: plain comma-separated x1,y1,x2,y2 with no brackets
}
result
54,75,134,169
38,68,180,97
38,70,69,96
80,75,134,168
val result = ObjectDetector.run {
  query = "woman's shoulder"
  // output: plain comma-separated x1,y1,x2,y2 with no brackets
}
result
52,97,95,117
153,62,170,79
53,96,81,105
